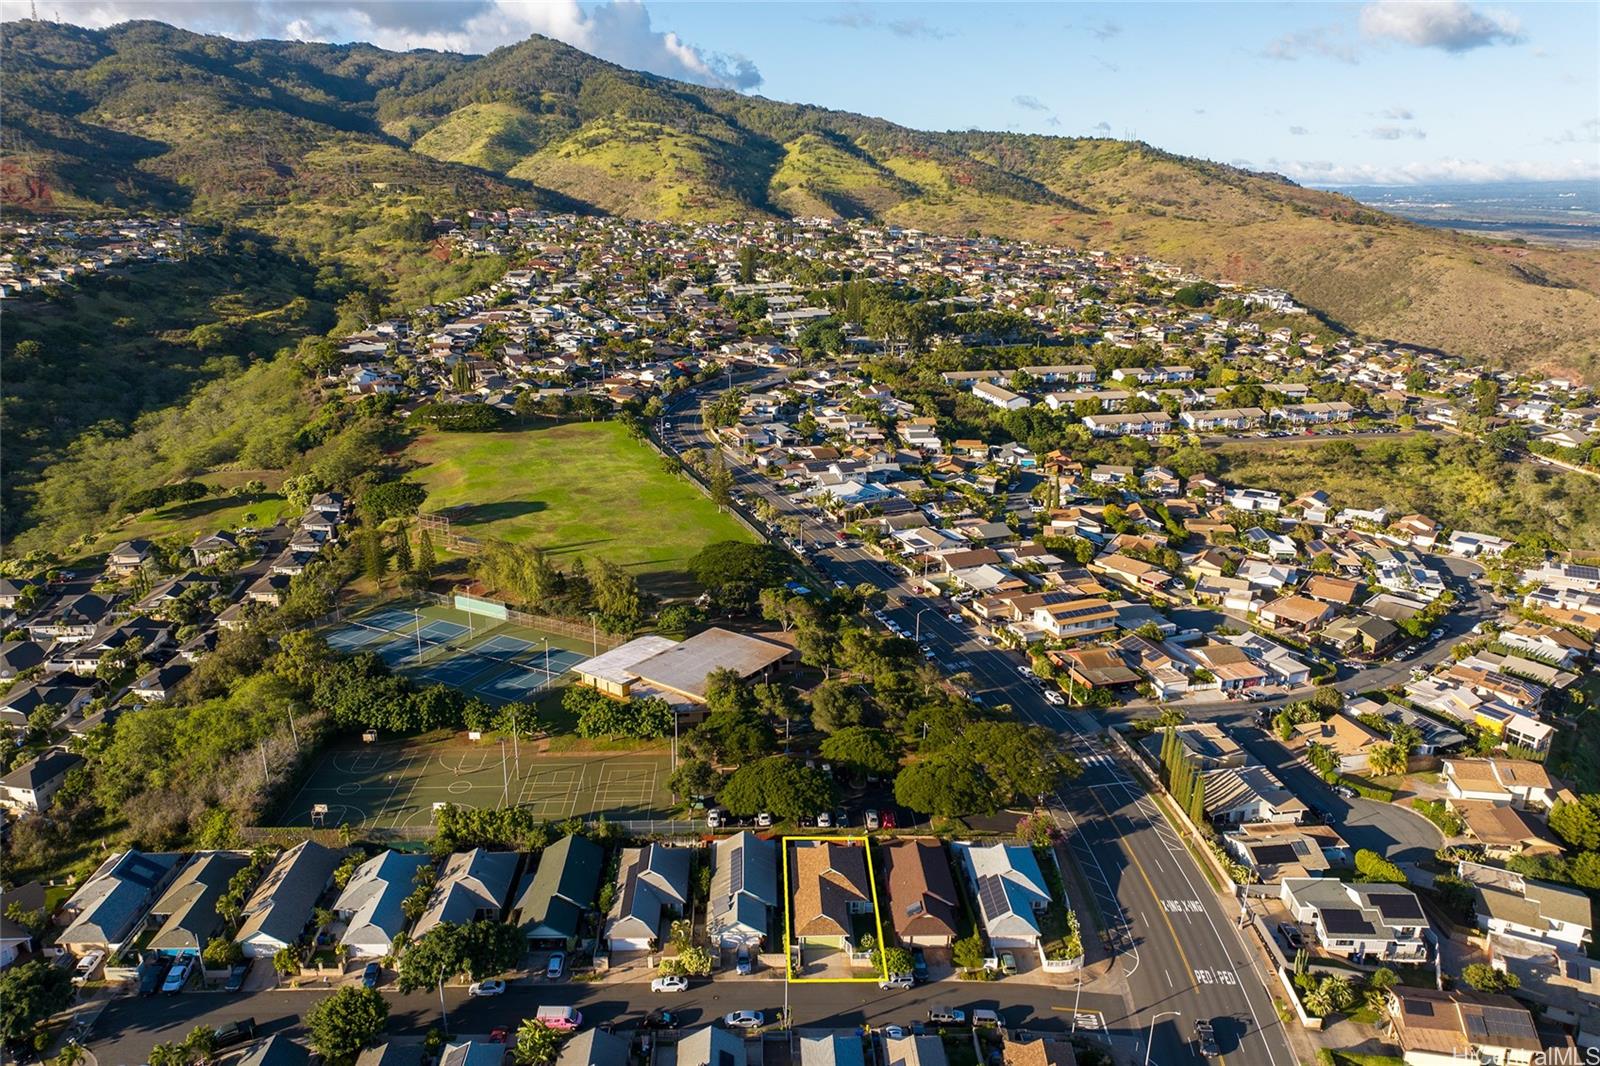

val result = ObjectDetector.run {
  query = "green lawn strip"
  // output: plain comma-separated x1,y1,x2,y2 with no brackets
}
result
1051,841,1109,949
1332,1053,1404,1066
1032,847,1076,959
1148,792,1225,893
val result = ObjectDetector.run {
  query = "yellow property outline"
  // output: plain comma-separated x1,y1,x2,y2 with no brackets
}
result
781,834,890,984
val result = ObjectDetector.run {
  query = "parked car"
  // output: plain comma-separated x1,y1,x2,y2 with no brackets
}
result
644,1009,680,1030
911,947,929,983
72,951,105,986
1195,1021,1220,1058
882,1026,908,1040
161,958,193,995
880,810,897,829
816,812,833,829
1018,664,1035,678
998,952,1017,976
972,1010,1002,1028
651,976,689,993
213,1020,256,1050
735,948,753,975
546,952,566,980
754,812,773,828
1043,690,1065,706
927,1008,966,1025
864,809,881,830
361,962,382,989
723,1011,764,1029
488,1029,509,1045
534,1006,581,1031
468,980,507,997
706,808,725,830
224,961,251,993
878,973,915,990
1333,785,1357,800
1277,924,1306,951
139,958,171,997
1430,628,1446,640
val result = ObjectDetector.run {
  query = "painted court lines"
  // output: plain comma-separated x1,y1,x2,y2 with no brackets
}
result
279,746,674,830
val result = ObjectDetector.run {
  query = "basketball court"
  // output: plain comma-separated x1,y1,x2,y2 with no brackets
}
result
277,738,676,830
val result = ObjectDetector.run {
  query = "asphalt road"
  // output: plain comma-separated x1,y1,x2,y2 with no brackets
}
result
88,976,1130,1066
660,380,1300,1066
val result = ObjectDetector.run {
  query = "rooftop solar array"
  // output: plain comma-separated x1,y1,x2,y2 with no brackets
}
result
976,874,1010,919
1465,1005,1538,1045
1373,894,1426,922
728,846,745,896
1320,907,1376,936
1251,843,1301,865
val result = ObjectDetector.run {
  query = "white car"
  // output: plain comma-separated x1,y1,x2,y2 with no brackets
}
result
816,812,834,829
882,1026,908,1040
755,812,773,828
723,1011,764,1029
1043,690,1065,706
468,980,507,997
878,973,915,990
651,976,690,993
73,950,106,985
1018,664,1035,678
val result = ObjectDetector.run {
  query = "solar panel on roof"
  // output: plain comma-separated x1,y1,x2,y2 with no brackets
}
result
1373,894,1425,922
1252,843,1300,865
1320,907,1376,935
1568,564,1600,582
728,846,745,896
1480,1005,1537,1040
976,874,1010,919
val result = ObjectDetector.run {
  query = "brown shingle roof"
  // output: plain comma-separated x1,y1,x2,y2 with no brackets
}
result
792,843,869,938
883,840,958,942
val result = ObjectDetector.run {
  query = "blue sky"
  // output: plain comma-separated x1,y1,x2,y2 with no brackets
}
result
7,0,1596,185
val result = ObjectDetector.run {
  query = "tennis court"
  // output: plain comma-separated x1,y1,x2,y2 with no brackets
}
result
321,599,599,705
276,738,676,830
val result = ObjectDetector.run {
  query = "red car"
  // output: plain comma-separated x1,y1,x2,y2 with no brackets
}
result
488,1029,509,1045
881,810,898,829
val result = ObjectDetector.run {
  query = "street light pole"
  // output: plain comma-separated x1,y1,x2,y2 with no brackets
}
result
1144,1010,1181,1066
915,607,934,642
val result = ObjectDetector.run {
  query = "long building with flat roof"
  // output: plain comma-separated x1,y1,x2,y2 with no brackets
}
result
573,627,794,702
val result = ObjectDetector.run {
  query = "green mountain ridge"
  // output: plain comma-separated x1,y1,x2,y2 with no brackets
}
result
5,19,1599,381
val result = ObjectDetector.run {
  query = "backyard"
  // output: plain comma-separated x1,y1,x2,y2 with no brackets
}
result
405,421,751,594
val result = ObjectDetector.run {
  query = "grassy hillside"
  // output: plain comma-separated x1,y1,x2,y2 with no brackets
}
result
5,20,1600,381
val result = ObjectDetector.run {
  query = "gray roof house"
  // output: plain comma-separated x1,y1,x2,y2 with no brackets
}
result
411,848,518,940
604,843,691,952
147,851,251,955
439,1043,506,1066
333,851,433,959
707,832,778,949
0,748,84,813
355,1045,426,1066
678,1028,748,1066
801,1035,864,1066
513,835,603,947
557,1030,630,1066
238,1036,310,1066
235,841,341,958
59,850,184,954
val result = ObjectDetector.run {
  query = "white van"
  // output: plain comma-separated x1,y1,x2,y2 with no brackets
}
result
535,1005,582,1031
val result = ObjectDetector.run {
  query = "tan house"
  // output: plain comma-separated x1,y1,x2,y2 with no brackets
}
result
1385,987,1540,1066
1259,595,1334,633
791,842,872,950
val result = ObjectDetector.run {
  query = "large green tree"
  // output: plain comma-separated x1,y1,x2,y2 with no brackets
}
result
719,756,834,820
0,961,73,1048
305,986,389,1066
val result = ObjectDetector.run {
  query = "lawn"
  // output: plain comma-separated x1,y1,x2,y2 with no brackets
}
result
83,491,296,559
405,421,751,591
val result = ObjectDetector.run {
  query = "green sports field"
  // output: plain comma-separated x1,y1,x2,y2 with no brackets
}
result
407,421,750,589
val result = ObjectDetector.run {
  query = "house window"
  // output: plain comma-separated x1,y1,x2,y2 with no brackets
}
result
1333,940,1353,947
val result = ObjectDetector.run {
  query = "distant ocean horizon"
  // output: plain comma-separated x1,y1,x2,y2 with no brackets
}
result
1319,179,1600,243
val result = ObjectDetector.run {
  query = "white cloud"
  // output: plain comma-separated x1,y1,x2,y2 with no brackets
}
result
1358,1,1524,52
822,5,951,40
1012,95,1048,112
1262,25,1358,63
1548,119,1600,145
1367,126,1427,141
1288,125,1310,136
0,0,762,89
1087,20,1120,41
1091,121,1112,135
1272,156,1600,186
1379,106,1414,120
